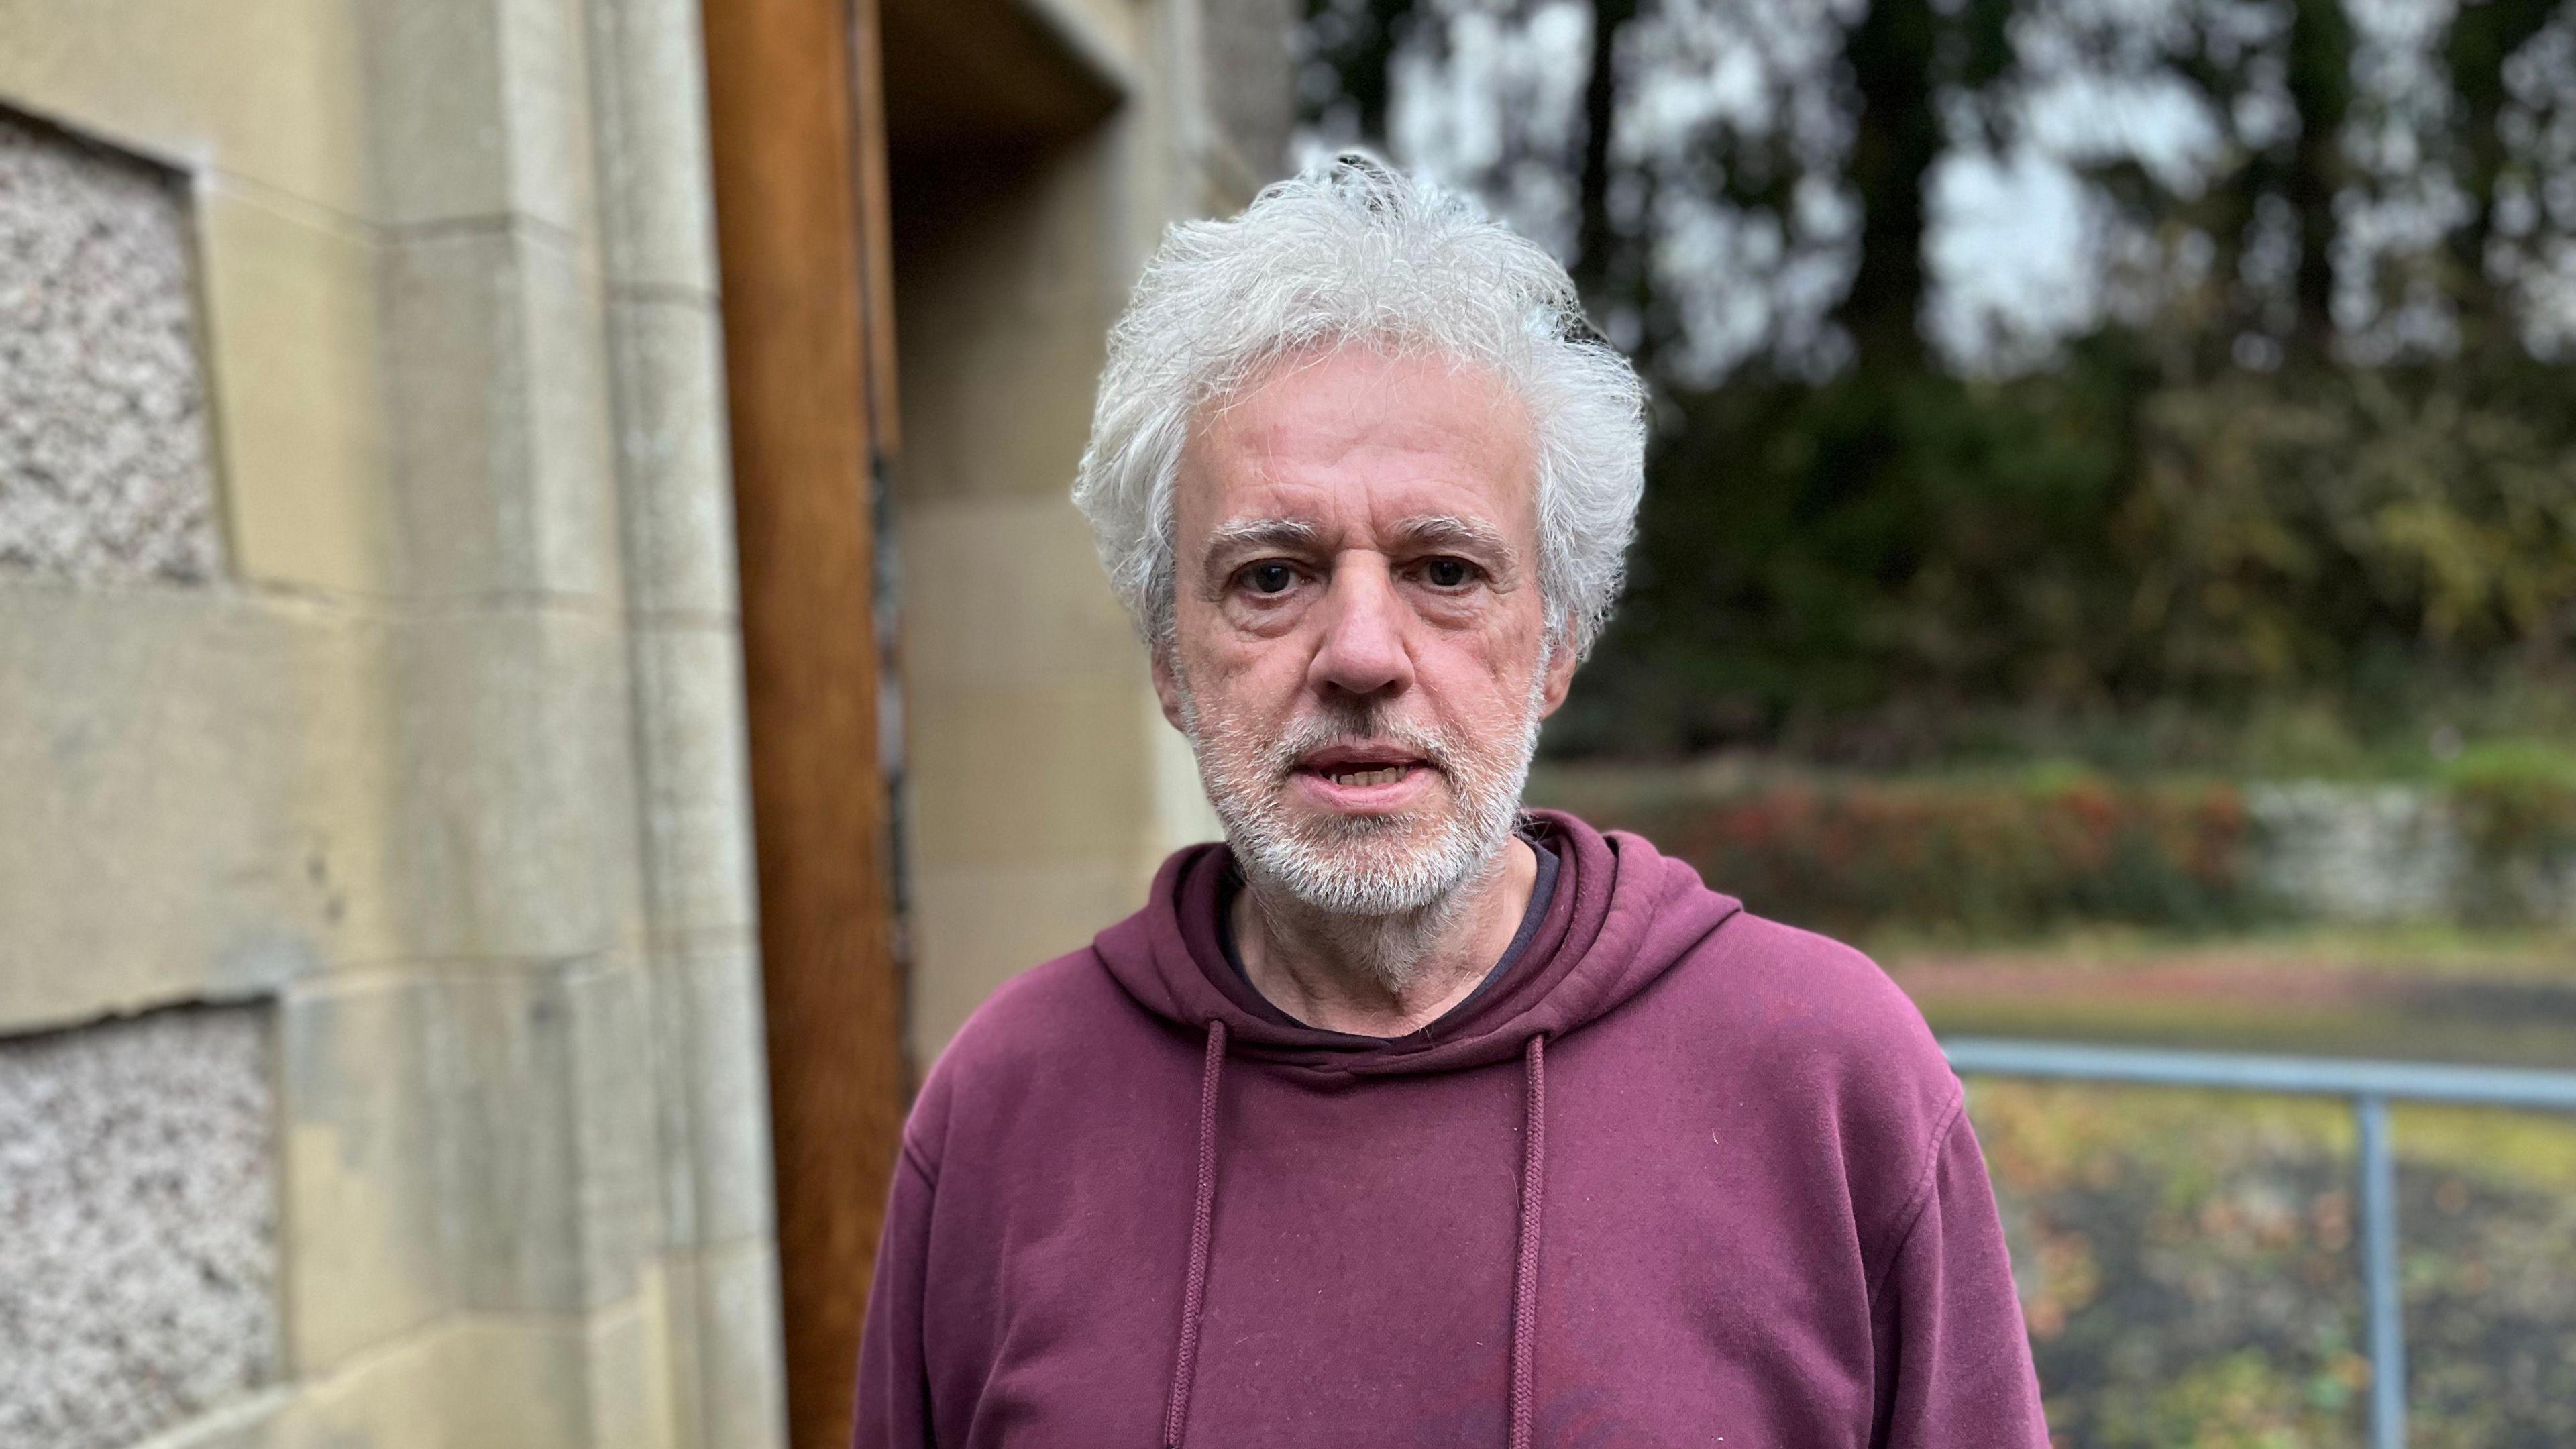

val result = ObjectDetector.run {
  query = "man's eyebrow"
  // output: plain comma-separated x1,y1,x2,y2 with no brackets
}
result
1203,517,1324,555
1391,514,1515,562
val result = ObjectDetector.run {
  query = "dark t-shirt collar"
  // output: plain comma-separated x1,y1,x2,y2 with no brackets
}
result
1214,830,1562,1042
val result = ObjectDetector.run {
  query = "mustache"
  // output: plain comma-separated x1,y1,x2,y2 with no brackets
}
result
1265,702,1457,780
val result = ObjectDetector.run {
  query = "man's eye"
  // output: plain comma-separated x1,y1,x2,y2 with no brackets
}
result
1422,557,1476,588
1242,561,1297,595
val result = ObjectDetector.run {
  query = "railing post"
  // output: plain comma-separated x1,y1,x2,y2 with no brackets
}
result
2355,1093,2406,1449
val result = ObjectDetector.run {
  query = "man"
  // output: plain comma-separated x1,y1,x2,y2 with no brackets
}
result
853,157,2047,1448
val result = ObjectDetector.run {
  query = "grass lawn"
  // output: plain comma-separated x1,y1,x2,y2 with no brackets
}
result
1874,926,2576,1069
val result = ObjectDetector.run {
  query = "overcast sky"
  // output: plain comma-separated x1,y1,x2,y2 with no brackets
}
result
1301,0,2576,378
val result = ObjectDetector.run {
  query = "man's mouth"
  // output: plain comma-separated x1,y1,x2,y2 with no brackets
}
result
1289,745,1435,798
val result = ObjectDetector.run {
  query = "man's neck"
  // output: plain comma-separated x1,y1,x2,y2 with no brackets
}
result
1231,835,1538,1037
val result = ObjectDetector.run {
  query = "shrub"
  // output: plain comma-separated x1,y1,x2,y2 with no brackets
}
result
2439,741,2576,926
1546,767,2264,940
1554,352,2576,763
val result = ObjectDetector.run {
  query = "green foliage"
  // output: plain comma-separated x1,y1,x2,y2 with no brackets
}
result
1556,348,2576,762
2438,740,2576,926
1538,754,2576,938
2437,737,2576,792
1544,765,2268,940
1303,1,2576,765
2129,365,2576,685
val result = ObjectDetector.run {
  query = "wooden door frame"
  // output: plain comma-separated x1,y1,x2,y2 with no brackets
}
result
700,1,906,1445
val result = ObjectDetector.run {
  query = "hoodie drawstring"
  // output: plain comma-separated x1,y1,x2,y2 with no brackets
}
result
1509,1032,1548,1449
1158,1024,1550,1449
1162,1020,1228,1448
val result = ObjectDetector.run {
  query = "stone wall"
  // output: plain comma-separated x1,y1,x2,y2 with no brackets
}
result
0,109,220,582
2246,783,2469,926
0,0,782,1442
2,0,1287,1442
0,1007,277,1449
885,0,1278,1068
2248,782,2576,928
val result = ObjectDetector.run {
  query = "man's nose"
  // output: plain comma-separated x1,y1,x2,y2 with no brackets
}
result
1307,557,1414,700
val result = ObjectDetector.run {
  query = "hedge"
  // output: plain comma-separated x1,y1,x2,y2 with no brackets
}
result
1534,759,2576,940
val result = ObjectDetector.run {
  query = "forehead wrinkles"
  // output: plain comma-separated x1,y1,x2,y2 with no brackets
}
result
1203,517,1322,555
1201,511,1521,572
1183,345,1538,479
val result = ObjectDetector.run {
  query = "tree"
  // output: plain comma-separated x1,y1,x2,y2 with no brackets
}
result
2446,0,2561,358
1299,0,2576,759
1832,0,1943,375
2281,0,2355,358
1302,0,1427,145
1571,0,1643,314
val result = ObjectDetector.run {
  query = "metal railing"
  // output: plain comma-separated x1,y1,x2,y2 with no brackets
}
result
1940,1037,2576,1449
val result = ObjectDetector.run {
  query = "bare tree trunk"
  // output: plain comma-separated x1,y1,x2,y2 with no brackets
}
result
1834,0,1942,376
1572,0,1641,314
2446,0,2557,358
1308,0,1425,144
2282,0,2354,358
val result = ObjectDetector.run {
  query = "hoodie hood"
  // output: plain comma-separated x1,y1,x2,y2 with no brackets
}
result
1090,808,1742,1078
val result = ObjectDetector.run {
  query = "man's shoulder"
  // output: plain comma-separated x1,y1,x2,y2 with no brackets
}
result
1631,903,1966,1249
1705,909,1928,1036
932,947,1133,1082
1583,813,1942,1065
903,946,1153,1159
1650,903,1957,1121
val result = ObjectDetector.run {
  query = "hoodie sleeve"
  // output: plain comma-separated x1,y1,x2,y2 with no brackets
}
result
1868,1099,2051,1449
850,1144,938,1449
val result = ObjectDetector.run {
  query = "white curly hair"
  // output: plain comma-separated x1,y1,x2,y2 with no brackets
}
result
1070,154,1648,661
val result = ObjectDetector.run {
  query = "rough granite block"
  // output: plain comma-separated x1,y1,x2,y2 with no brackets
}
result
0,1004,280,1449
0,110,221,584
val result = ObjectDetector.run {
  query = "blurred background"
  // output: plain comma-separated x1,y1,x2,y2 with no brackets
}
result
0,0,2570,1447
1305,3,2576,1443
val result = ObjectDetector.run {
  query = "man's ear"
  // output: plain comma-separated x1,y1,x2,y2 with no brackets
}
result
1536,632,1581,720
1151,643,1188,733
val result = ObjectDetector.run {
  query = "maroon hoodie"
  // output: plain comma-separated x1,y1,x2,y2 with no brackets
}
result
853,810,2047,1448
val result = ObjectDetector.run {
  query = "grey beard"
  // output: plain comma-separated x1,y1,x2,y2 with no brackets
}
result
1234,864,1487,996
1170,657,1549,994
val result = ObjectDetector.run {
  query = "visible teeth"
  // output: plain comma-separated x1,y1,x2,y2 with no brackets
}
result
1328,767,1405,786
